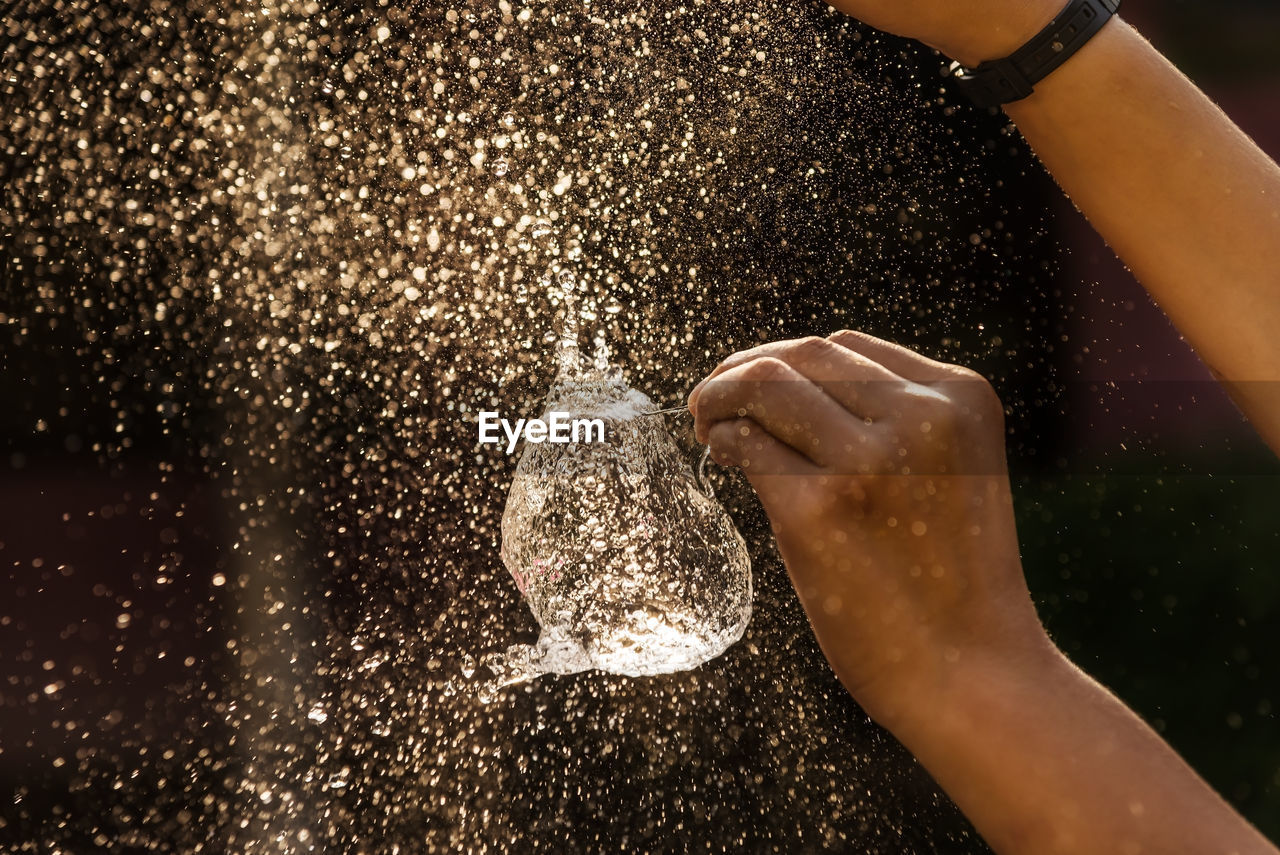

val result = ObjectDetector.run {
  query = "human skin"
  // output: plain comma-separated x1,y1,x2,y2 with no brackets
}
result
689,331,1278,855
830,0,1280,452
686,4,1280,849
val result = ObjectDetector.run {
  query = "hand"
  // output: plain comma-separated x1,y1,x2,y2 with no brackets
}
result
688,331,1050,728
826,0,1064,68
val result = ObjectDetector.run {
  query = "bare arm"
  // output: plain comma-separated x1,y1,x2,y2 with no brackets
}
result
830,1,1280,450
690,331,1279,855
896,628,1277,855
1002,17,1280,450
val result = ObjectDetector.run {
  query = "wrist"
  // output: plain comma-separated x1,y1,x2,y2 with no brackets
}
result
858,623,1065,745
937,1,1068,69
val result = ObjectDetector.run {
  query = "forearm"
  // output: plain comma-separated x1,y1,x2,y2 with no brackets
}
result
1003,17,1280,448
886,637,1277,855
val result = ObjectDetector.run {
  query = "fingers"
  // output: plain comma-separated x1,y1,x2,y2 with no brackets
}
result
687,331,970,476
692,356,880,469
688,335,906,419
706,418,827,520
827,330,1004,431
826,329,954,383
706,417,821,477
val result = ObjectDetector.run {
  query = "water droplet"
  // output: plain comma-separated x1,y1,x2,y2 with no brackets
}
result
476,681,501,704
358,651,386,672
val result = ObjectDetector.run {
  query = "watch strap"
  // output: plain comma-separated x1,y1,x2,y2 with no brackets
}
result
952,0,1122,108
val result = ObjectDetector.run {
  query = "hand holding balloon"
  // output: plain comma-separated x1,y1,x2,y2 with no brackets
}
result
689,330,1279,855
688,330,1046,727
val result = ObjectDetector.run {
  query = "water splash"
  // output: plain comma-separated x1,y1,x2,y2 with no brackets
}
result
485,322,752,688
0,0,1035,846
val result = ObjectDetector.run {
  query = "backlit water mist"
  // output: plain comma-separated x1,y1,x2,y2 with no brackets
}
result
1,0,1061,850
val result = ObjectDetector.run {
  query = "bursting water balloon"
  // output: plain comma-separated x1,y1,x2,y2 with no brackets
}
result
490,340,752,685
1,0,1044,848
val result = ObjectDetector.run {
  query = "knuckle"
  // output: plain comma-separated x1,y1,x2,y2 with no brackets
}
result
943,364,981,385
709,417,749,440
787,335,842,367
739,356,791,383
788,335,830,356
706,421,744,462
708,418,762,462
960,370,1003,413
936,367,1004,427
706,419,738,447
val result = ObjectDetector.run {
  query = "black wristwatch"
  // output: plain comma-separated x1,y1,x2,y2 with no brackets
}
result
950,0,1122,108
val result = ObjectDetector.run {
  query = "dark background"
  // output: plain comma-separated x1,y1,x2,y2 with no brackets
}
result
2,0,1278,850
